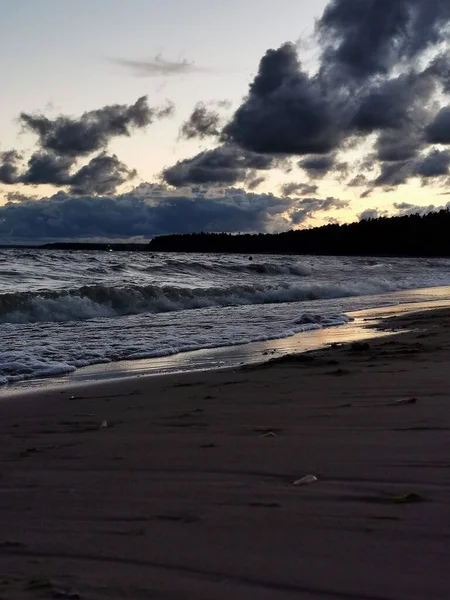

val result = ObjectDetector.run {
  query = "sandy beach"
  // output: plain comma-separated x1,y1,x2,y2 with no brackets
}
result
1,308,450,599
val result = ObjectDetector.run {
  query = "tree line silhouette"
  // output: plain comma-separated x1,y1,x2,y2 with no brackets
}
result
32,209,450,256
147,209,450,256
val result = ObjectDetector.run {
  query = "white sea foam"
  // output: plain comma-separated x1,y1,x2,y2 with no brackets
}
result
0,310,352,384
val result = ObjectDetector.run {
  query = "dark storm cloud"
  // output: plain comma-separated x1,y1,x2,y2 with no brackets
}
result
162,145,277,187
0,187,300,240
0,96,173,195
425,107,450,144
1,151,135,196
111,55,211,77
0,150,22,184
281,182,319,196
375,129,423,163
290,196,348,224
299,155,335,177
374,161,413,188
218,0,450,188
350,74,429,134
179,103,221,140
352,72,436,167
372,148,450,189
20,96,172,158
414,150,450,178
222,43,341,155
68,153,137,195
426,52,450,93
317,0,450,82
20,152,73,186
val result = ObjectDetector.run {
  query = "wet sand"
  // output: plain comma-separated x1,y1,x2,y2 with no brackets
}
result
1,308,450,599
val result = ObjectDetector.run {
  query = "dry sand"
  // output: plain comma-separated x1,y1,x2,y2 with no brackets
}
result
1,309,450,599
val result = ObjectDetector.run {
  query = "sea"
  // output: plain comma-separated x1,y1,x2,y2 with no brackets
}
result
1,249,450,387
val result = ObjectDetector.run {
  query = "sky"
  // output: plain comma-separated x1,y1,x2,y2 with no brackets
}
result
1,0,450,241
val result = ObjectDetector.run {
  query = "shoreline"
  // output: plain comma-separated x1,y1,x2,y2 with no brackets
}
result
3,294,450,397
1,306,450,598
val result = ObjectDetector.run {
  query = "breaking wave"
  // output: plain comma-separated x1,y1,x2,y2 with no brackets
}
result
150,259,313,276
0,279,399,324
0,311,352,385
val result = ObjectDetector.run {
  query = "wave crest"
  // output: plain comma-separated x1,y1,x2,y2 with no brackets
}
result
0,279,397,324
148,259,312,277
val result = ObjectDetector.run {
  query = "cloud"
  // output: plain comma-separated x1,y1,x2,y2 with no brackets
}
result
350,74,431,137
299,155,335,177
217,0,450,189
393,201,449,216
317,0,450,82
6,0,450,229
375,129,423,163
347,174,367,187
0,149,137,196
281,182,319,196
180,103,221,140
222,43,340,155
298,155,349,180
20,96,172,158
0,184,350,241
0,150,22,184
162,144,277,187
425,107,450,144
290,196,349,224
373,148,450,188
359,208,386,221
247,176,265,190
1,149,137,196
414,150,450,178
68,153,137,195
358,201,450,221
0,96,173,195
374,161,413,188
20,152,74,186
4,191,37,203
0,186,304,241
111,55,211,77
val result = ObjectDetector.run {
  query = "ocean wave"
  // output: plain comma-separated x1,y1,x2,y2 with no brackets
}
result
0,311,352,384
0,279,398,324
244,262,312,276
148,259,312,277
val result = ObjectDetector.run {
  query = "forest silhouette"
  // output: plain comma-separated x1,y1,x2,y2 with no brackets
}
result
36,209,450,256
147,209,450,256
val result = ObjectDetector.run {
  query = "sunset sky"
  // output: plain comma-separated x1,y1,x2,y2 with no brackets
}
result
1,0,450,241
